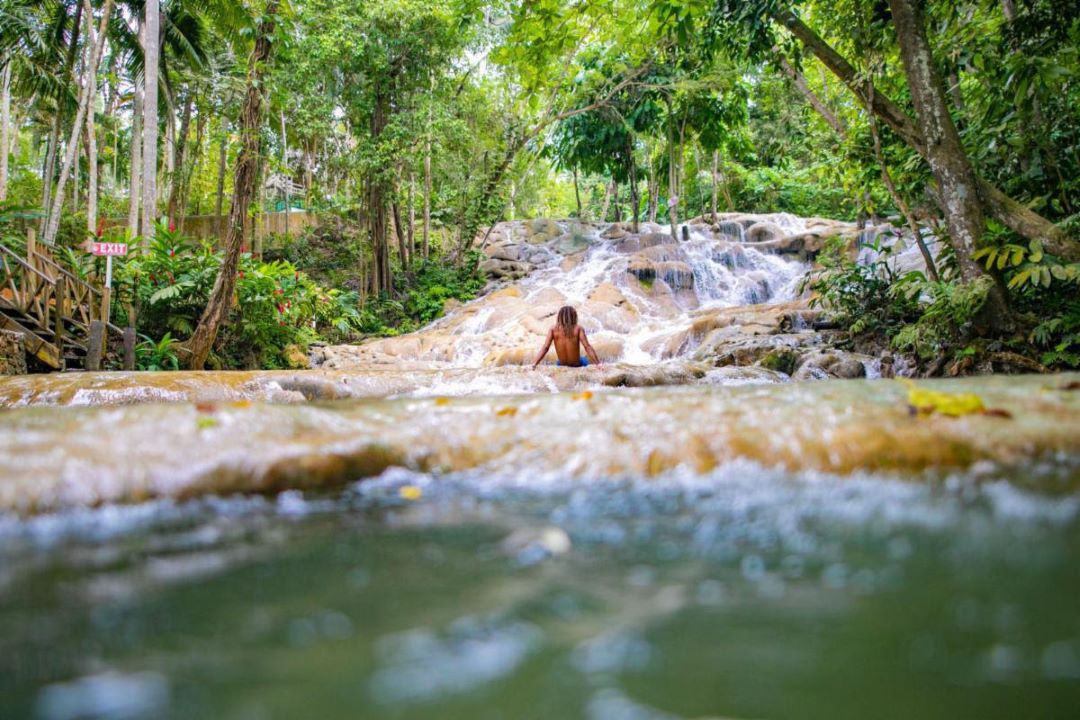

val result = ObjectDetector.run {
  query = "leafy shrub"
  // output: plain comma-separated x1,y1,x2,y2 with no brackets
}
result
114,221,364,369
358,250,486,335
803,236,921,336
890,277,994,360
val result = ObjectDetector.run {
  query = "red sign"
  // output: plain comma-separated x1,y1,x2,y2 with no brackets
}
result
92,242,128,257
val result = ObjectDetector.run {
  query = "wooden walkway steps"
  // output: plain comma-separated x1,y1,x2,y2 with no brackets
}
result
0,237,129,371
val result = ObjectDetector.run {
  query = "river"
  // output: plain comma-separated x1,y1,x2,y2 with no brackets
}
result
1,216,1078,719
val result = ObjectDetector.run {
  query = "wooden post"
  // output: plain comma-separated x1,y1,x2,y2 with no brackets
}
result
85,320,104,370
53,280,66,370
26,227,36,258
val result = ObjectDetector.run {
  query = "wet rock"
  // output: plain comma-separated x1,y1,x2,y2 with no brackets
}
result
283,344,310,370
745,222,785,243
481,258,530,280
759,348,800,376
793,351,872,381
4,372,1079,514
0,330,27,376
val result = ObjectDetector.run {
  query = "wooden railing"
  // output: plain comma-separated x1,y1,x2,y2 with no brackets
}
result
1,239,134,371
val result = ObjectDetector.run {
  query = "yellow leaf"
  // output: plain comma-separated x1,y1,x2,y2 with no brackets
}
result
434,397,450,406
399,485,423,500
571,390,593,401
496,406,518,417
898,379,985,417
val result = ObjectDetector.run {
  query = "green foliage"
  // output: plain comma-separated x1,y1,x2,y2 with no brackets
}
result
358,251,486,335
804,237,920,336
135,333,181,372
115,221,364,369
890,277,995,360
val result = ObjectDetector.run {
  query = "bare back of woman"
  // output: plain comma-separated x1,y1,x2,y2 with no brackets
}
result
531,306,601,369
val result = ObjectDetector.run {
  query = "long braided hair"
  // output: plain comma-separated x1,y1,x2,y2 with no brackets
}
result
556,305,578,334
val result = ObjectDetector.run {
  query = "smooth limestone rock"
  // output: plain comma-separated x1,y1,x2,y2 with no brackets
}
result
2,373,1077,515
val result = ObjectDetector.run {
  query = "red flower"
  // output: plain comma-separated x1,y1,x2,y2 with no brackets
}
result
168,221,176,233
274,288,283,296
238,271,245,279
241,246,247,254
168,248,175,256
276,303,285,314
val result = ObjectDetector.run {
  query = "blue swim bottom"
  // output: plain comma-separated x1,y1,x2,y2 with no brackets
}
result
556,358,589,367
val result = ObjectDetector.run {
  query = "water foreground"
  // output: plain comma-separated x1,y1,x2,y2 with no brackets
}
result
2,436,1080,718
2,373,1078,515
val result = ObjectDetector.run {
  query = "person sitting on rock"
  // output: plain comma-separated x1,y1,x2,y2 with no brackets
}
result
531,305,601,369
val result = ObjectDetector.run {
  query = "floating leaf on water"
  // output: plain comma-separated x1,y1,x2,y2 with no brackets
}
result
195,416,218,430
496,406,518,417
434,397,450,406
194,401,218,414
399,485,423,501
228,400,252,409
980,408,1014,419
571,391,593,401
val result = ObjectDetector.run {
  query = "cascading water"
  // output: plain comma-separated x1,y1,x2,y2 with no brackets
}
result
418,215,819,368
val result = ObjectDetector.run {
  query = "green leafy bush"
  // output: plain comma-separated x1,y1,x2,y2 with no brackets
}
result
114,221,364,369
803,236,921,336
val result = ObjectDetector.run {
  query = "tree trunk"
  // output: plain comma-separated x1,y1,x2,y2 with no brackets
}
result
43,0,113,245
710,149,718,223
141,0,160,239
127,87,142,236
85,79,98,237
775,8,1079,261
214,125,227,238
280,109,290,239
599,178,614,222
184,1,280,370
629,154,640,234
179,104,205,234
887,0,1006,321
573,167,582,218
407,172,415,257
423,132,431,259
666,112,679,241
647,161,658,223
41,1,83,218
166,92,193,226
0,64,10,201
777,56,848,139
392,200,408,267
369,90,392,293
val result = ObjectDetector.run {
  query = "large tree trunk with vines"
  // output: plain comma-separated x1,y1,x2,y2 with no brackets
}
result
775,8,1079,261
887,0,1007,325
184,1,280,370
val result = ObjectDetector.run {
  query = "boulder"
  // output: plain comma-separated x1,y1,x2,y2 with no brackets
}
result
792,351,870,381
745,221,785,243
